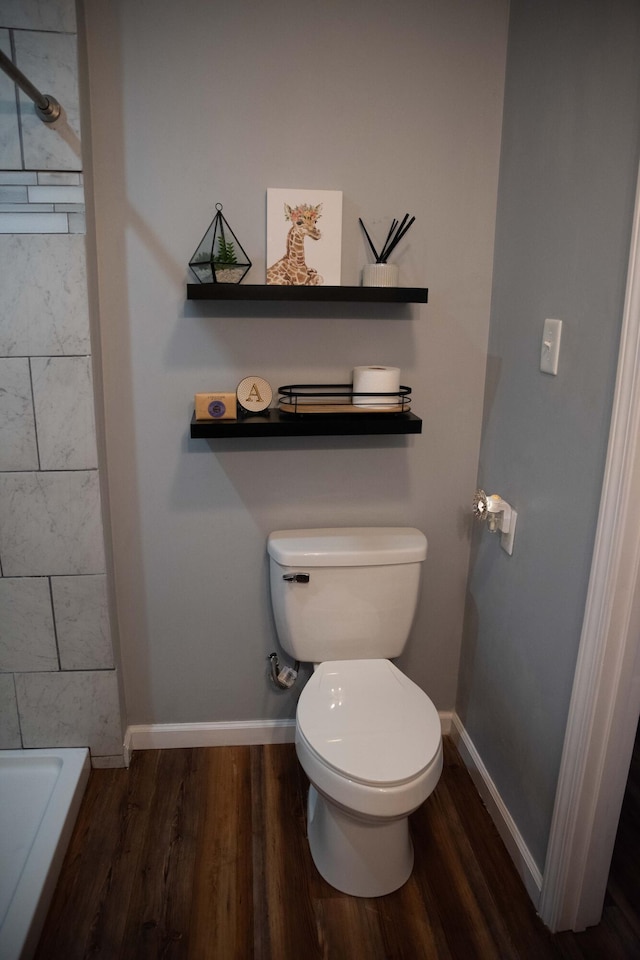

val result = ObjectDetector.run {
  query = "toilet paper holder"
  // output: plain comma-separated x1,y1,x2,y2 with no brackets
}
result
473,489,517,556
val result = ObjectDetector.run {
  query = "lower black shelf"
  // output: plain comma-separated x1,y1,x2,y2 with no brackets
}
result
187,284,428,303
190,410,422,438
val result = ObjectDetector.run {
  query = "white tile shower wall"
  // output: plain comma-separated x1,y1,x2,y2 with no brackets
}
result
0,2,123,762
0,173,85,232
31,356,98,469
15,29,81,171
0,674,21,748
0,30,21,169
0,577,58,671
0,1,76,34
0,471,106,576
0,235,90,354
15,670,122,755
0,357,39,470
51,575,114,671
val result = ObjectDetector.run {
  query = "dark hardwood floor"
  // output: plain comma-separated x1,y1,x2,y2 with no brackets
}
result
35,737,640,959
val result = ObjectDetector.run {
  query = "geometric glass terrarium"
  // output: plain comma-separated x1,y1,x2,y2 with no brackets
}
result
189,203,252,283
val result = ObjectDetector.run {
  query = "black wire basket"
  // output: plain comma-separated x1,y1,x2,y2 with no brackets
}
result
278,383,412,415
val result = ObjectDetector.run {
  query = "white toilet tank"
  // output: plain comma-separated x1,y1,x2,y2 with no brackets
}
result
267,527,427,663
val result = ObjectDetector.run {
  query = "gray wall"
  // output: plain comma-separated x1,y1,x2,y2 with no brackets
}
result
458,0,640,871
82,0,508,724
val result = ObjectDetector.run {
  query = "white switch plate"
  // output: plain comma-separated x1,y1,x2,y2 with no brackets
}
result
541,318,562,375
501,509,517,556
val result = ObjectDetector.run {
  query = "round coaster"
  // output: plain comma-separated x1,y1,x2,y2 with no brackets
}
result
236,376,273,414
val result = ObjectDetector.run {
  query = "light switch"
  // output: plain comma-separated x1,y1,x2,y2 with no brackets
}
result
541,318,562,375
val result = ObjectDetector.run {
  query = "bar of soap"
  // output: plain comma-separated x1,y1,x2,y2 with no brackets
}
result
195,392,237,420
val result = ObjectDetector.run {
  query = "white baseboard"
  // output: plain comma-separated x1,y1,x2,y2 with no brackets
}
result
123,712,454,767
123,718,296,766
450,713,543,906
438,710,454,735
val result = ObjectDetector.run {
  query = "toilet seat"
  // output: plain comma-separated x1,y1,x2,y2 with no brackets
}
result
297,659,441,788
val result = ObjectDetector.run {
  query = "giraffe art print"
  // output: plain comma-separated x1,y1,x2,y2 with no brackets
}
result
267,203,324,285
266,188,343,286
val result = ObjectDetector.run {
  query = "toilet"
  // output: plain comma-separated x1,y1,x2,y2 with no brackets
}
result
267,527,443,897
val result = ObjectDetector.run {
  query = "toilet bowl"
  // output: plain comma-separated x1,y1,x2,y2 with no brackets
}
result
267,526,442,897
294,658,442,896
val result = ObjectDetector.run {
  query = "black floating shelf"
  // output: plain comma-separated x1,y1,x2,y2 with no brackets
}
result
190,410,422,439
187,284,428,304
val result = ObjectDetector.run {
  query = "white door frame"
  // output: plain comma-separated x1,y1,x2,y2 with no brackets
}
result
539,160,640,931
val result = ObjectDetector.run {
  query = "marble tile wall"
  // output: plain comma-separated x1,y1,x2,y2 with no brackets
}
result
0,1,123,764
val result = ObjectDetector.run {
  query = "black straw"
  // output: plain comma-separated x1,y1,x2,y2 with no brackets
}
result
359,214,416,264
382,216,415,262
358,218,380,262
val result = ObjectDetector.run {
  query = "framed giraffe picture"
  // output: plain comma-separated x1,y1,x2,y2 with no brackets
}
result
266,188,343,286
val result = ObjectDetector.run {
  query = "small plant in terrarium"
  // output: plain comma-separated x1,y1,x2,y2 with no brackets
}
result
189,203,251,284
215,236,238,266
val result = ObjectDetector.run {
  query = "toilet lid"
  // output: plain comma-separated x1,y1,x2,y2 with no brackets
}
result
297,659,441,787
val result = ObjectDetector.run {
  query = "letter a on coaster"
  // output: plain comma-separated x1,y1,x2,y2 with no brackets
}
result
237,376,272,414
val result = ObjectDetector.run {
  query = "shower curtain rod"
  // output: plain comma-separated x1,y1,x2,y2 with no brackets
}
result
0,48,61,123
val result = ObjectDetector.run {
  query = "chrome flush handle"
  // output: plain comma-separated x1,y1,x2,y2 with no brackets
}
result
282,573,310,583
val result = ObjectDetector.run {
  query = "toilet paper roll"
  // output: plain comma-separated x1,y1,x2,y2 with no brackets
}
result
352,365,401,407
